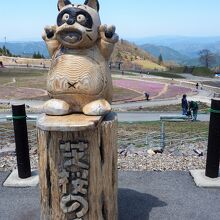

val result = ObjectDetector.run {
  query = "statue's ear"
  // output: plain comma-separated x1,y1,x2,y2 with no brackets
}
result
57,0,72,11
84,0,99,11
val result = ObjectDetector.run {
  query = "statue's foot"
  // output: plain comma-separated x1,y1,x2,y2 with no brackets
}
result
42,99,70,116
82,99,111,116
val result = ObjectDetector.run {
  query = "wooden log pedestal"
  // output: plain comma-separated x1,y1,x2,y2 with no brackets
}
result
36,112,118,220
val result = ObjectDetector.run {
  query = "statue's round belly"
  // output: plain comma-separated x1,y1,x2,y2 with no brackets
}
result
47,55,106,96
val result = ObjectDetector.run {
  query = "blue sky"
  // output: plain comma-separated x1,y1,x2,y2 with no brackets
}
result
1,0,220,41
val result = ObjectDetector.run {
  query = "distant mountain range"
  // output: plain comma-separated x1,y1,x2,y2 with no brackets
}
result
1,36,220,66
131,36,220,57
140,44,189,64
0,41,49,58
131,36,220,66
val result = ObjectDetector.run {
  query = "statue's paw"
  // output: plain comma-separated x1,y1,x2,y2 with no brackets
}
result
42,25,56,41
43,99,70,116
99,25,119,43
82,99,111,116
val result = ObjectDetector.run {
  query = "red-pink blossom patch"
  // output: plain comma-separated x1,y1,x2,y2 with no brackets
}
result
113,79,165,97
156,85,192,99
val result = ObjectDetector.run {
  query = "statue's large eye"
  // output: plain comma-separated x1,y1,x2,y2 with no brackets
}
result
62,13,70,22
76,14,86,25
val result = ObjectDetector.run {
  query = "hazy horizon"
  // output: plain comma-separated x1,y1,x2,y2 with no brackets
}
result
0,35,220,43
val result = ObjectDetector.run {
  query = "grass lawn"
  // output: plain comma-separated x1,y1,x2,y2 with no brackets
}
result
113,87,141,101
0,104,11,111
202,81,220,88
118,121,209,148
126,102,210,113
170,67,215,78
0,68,47,89
192,67,215,77
148,71,185,79
112,69,185,79
111,70,137,76
0,121,209,150
133,60,166,71
0,68,47,77
119,121,209,134
0,120,209,134
14,75,47,89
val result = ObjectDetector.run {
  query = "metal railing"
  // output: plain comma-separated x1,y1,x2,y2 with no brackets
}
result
145,115,208,154
160,115,189,149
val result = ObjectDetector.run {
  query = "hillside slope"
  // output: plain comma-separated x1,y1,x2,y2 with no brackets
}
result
141,44,189,64
111,40,166,71
0,55,51,67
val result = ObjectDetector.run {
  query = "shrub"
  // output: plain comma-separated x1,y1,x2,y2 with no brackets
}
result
192,67,214,77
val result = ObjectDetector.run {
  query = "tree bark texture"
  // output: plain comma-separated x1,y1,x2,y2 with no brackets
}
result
37,113,118,220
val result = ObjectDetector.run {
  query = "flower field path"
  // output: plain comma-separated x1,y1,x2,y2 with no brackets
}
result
113,78,193,101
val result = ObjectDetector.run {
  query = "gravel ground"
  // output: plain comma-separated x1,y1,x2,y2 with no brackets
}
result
118,153,206,171
0,148,38,172
0,121,208,172
117,137,207,171
0,145,206,172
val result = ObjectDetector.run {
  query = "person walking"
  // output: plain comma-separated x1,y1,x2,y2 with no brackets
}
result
144,92,150,101
189,101,199,121
181,94,188,115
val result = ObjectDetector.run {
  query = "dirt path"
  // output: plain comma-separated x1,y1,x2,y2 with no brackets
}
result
151,84,169,99
2,78,16,87
113,89,212,110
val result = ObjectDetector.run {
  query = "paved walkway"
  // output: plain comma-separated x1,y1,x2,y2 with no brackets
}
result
1,171,220,220
117,112,210,122
0,112,210,123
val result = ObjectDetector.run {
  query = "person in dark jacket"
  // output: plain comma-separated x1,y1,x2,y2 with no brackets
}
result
181,94,188,115
144,92,150,101
189,101,198,121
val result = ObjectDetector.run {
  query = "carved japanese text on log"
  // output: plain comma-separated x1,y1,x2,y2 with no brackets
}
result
37,113,118,220
42,0,119,116
59,141,89,219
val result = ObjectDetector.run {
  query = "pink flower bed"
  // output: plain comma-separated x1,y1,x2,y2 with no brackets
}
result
156,85,192,99
113,79,165,97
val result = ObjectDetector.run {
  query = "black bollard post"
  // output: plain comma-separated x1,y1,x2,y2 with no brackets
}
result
12,104,31,179
205,99,220,178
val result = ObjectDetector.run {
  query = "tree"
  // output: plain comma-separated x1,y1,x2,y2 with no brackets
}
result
0,46,12,56
116,51,123,61
33,51,45,59
158,54,163,65
199,49,215,68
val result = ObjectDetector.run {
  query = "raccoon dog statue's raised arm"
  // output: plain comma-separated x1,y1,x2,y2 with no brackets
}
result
42,0,118,116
